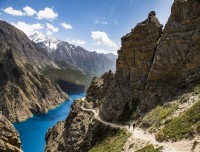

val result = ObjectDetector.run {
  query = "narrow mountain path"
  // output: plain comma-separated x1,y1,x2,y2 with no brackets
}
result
81,104,124,129
124,127,178,152
80,102,198,152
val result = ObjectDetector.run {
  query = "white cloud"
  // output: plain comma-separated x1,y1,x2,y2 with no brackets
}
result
94,18,118,25
23,6,37,16
91,31,118,49
46,23,59,32
12,21,43,36
61,23,73,29
3,7,24,16
3,6,37,16
37,7,58,20
69,39,86,46
91,49,109,54
94,19,108,25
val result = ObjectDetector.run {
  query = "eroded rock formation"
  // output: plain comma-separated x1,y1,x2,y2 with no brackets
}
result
0,21,69,122
142,0,200,111
0,113,22,152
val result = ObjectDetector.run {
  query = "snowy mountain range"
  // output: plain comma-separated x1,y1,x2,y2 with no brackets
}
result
29,32,117,76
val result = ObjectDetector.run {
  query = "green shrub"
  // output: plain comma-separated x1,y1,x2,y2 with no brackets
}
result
157,101,200,141
89,129,131,152
135,144,162,152
142,103,178,131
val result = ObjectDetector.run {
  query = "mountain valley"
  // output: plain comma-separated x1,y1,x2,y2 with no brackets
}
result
0,0,200,152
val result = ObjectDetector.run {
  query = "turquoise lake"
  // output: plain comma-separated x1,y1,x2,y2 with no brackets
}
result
14,93,85,152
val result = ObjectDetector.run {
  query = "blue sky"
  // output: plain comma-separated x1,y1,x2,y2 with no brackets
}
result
0,0,173,54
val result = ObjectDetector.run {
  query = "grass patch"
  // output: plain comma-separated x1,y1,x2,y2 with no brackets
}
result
135,144,162,152
156,101,200,141
89,129,131,152
142,103,178,131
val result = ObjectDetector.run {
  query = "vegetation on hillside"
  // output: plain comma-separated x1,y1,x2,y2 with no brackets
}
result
142,103,178,132
156,101,200,141
135,144,162,152
42,68,93,94
89,129,131,152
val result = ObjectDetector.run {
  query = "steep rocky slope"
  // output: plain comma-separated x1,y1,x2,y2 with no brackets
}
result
97,10,163,121
45,0,200,151
30,33,117,76
45,98,118,152
0,21,68,122
142,0,200,111
0,113,22,152
0,22,58,69
86,0,200,121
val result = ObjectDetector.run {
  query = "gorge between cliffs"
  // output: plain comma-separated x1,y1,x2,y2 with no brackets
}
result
0,0,200,152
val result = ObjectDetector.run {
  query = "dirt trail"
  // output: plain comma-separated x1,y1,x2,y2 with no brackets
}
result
124,127,178,152
81,104,124,129
80,103,200,152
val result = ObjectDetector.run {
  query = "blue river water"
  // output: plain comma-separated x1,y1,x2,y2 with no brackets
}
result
14,93,85,152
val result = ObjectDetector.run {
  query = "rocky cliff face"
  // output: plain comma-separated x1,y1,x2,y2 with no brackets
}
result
45,0,200,151
45,99,115,152
84,10,164,122
0,113,22,152
142,0,200,111
0,21,68,122
87,0,200,120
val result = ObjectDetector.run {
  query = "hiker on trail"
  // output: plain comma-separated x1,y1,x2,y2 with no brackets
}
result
128,122,131,128
132,122,136,128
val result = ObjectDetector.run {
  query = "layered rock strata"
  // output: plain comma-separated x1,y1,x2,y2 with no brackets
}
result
87,0,200,119
142,0,200,110
0,113,22,152
0,21,68,122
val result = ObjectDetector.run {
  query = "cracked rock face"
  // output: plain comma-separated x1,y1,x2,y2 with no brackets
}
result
0,114,22,152
85,11,163,122
0,21,69,122
142,0,200,110
116,10,163,101
91,0,200,117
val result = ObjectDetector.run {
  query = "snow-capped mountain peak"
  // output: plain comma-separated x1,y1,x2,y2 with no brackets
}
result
44,37,61,51
29,32,61,53
29,31,46,43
